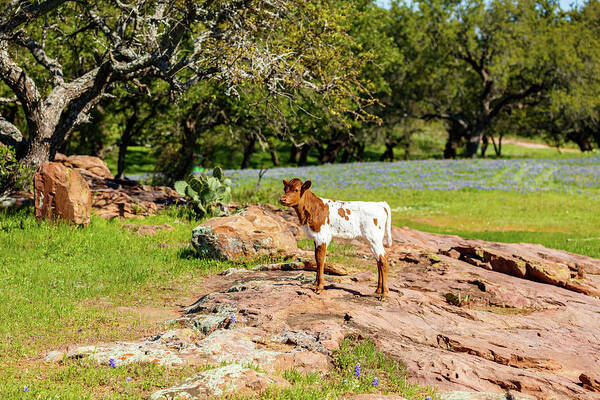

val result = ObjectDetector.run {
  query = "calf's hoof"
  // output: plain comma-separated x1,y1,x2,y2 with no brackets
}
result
312,283,324,294
378,291,389,301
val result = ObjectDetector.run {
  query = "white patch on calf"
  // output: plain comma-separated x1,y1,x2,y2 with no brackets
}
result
302,198,392,258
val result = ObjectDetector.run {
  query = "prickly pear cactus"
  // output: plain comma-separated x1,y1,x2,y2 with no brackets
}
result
173,167,231,218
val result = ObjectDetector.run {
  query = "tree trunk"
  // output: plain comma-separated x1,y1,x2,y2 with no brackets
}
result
21,123,55,168
319,141,344,164
117,104,139,178
298,143,311,166
355,143,365,162
568,132,594,152
380,142,395,161
270,148,280,166
289,145,298,163
167,119,198,183
341,148,351,163
444,128,462,159
241,134,256,169
480,135,489,157
403,137,410,160
466,132,481,158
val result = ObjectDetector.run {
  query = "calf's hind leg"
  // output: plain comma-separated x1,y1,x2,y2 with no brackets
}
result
377,253,389,299
313,243,327,293
369,240,389,299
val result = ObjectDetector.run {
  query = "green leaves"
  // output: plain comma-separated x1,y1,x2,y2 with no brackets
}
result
173,167,232,219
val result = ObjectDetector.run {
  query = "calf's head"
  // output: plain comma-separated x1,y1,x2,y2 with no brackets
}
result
280,178,312,207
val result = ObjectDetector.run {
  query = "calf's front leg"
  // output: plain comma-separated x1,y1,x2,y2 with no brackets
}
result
313,242,327,293
377,254,389,299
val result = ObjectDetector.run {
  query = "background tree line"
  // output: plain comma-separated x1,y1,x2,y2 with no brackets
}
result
0,0,599,189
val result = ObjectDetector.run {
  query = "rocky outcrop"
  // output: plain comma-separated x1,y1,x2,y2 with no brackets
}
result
34,162,91,225
192,205,297,260
55,153,113,179
150,364,290,400
53,153,183,219
173,261,600,400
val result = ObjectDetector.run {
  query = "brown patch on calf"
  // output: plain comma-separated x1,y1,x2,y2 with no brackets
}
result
346,209,351,215
373,218,378,226
338,207,349,221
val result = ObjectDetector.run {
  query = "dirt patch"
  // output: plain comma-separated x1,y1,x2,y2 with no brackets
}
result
503,138,579,153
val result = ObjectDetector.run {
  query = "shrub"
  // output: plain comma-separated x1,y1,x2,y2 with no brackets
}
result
173,167,232,218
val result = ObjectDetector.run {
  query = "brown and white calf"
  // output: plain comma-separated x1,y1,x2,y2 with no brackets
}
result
280,178,392,299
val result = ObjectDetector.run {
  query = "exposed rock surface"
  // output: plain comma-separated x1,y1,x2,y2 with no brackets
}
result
192,205,297,260
55,153,113,179
150,364,290,400
34,162,91,225
0,190,33,210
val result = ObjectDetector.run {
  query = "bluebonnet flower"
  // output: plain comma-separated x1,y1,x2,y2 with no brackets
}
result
372,377,379,386
109,358,116,367
353,363,361,378
224,156,600,197
230,315,236,323
125,377,132,382
425,396,431,400
23,386,29,392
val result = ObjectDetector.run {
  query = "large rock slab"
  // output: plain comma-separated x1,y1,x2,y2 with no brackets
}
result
192,205,297,260
150,364,290,399
175,254,600,400
55,153,113,179
384,226,600,297
34,162,91,225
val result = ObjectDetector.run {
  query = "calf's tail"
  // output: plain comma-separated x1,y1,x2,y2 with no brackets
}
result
384,202,393,247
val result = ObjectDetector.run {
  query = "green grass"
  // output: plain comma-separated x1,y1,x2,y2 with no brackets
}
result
103,145,156,176
0,208,281,399
242,336,437,400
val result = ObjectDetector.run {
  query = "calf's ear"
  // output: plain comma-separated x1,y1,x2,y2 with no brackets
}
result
282,179,289,187
301,180,312,194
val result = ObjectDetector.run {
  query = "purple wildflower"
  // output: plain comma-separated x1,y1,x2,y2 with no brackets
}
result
372,377,379,386
109,358,116,368
125,377,132,382
230,315,236,323
425,396,432,400
23,386,29,392
353,363,361,378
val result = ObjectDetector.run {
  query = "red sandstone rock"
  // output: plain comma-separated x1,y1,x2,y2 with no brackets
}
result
56,153,113,179
192,205,298,260
34,162,91,225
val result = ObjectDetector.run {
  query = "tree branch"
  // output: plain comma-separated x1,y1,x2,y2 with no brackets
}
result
0,0,69,34
0,45,42,125
0,115,23,150
489,83,544,120
8,30,64,85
